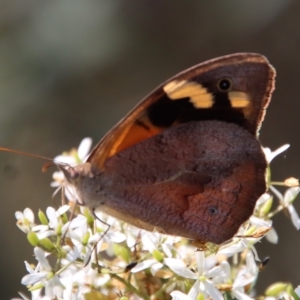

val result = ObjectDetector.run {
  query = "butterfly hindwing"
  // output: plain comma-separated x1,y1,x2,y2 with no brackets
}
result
95,120,267,244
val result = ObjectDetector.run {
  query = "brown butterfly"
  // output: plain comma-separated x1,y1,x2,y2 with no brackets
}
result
63,53,275,245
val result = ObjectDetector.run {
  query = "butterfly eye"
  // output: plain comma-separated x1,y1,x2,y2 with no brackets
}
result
217,78,233,92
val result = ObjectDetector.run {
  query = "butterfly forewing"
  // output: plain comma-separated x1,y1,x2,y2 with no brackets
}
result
88,53,275,171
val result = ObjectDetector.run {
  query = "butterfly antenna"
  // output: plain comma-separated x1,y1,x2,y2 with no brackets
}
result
0,147,54,163
0,147,72,174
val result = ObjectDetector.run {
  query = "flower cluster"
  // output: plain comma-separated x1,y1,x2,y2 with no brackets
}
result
13,140,300,300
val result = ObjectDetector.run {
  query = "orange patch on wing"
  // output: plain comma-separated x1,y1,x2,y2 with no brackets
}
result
108,121,162,157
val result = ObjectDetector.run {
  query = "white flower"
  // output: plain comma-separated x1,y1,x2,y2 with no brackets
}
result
32,205,70,239
263,144,290,163
65,214,99,266
131,241,162,274
168,251,224,300
171,250,257,300
51,138,92,202
63,211,126,266
21,247,64,299
218,216,271,262
53,137,92,166
51,171,79,202
270,185,300,230
295,285,300,297
171,291,193,300
231,251,257,300
15,208,35,233
265,228,278,244
131,232,177,275
255,193,272,207
71,268,110,296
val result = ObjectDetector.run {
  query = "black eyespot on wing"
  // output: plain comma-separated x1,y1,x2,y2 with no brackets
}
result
217,78,233,92
208,206,218,215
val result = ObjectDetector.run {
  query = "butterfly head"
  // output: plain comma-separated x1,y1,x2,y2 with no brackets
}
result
58,163,92,184
57,162,107,210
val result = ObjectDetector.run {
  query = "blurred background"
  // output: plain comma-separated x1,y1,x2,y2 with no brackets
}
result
0,1,299,298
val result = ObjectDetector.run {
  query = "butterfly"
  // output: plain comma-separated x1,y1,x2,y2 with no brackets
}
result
63,53,275,244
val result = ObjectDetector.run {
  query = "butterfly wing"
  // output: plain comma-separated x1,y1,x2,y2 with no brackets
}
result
95,120,267,244
88,53,275,171
72,53,275,244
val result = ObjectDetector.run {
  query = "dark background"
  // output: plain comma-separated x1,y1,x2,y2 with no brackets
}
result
0,1,299,298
